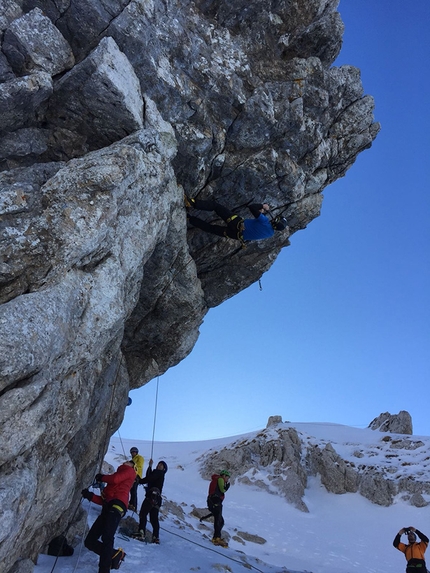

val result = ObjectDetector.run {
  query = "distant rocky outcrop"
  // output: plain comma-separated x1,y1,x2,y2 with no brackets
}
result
0,0,380,571
369,411,413,434
199,414,430,511
266,415,283,427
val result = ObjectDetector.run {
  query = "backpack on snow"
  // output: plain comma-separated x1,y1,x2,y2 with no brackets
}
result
47,535,74,557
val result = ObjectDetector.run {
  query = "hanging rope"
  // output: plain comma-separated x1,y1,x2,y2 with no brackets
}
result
117,428,127,459
159,526,266,573
99,352,124,471
150,375,160,460
49,353,125,573
68,504,90,573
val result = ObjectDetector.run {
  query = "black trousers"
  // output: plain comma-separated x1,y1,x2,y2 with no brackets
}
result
129,477,139,509
207,496,224,538
85,504,123,573
188,199,243,241
406,563,428,573
138,498,160,538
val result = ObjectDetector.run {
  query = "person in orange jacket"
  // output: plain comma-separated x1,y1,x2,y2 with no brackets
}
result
82,460,136,571
393,526,429,573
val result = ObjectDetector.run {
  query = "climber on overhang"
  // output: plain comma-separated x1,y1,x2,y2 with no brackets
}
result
184,195,287,247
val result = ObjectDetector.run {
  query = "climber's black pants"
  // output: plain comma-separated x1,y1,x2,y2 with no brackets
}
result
188,200,243,240
85,503,123,573
207,495,225,538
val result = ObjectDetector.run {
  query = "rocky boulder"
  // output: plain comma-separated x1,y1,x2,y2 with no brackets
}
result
306,442,359,494
369,411,413,435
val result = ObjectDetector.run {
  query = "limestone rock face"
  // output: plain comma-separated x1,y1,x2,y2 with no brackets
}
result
200,427,309,512
267,415,283,427
369,411,413,435
0,0,379,570
306,442,359,494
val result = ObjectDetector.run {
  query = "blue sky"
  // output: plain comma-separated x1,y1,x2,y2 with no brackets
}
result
120,0,430,442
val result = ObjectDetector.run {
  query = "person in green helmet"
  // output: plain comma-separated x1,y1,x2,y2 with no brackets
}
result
206,470,231,547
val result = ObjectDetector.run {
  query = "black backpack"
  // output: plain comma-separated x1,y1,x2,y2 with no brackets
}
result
147,487,162,508
47,535,74,557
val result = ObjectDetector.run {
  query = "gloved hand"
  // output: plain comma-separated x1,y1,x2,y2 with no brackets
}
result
81,489,93,501
94,473,103,483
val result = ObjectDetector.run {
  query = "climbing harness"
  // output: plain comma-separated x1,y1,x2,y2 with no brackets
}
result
223,214,246,248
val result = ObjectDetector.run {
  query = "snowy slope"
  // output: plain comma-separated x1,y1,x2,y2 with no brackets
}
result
34,422,430,573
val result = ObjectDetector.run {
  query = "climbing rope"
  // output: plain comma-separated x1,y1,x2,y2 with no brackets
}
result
159,526,267,573
150,375,160,460
99,353,124,471
47,499,89,573
116,428,127,459
68,505,89,573
49,353,125,572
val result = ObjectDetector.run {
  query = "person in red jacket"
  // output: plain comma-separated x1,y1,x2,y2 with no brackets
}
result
206,470,231,547
393,526,429,573
82,460,136,571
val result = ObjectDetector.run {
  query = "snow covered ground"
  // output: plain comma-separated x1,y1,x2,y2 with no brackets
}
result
34,422,430,573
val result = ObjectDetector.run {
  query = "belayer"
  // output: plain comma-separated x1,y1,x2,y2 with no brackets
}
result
205,469,231,548
129,446,144,512
185,196,287,246
81,459,136,571
132,459,168,545
393,526,429,573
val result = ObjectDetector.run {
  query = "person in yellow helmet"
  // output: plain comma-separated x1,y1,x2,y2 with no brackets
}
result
128,447,144,512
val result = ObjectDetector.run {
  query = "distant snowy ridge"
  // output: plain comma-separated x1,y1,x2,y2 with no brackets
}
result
198,418,430,511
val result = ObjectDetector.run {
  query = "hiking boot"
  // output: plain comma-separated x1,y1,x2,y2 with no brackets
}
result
111,548,126,569
184,194,195,209
212,537,228,548
128,504,136,512
131,529,145,541
152,536,160,544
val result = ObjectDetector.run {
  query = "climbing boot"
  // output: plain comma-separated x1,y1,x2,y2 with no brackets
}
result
184,194,195,208
111,548,126,569
212,537,228,548
152,536,160,544
131,529,145,541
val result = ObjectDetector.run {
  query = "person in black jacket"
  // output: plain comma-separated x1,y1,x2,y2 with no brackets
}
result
393,526,429,573
132,459,168,544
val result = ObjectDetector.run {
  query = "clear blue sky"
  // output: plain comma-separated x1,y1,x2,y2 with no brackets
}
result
119,0,430,443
